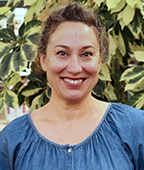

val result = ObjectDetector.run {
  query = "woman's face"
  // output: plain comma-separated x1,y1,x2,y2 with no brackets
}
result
40,22,102,103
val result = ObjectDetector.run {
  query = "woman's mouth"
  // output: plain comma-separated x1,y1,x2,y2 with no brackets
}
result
62,78,85,85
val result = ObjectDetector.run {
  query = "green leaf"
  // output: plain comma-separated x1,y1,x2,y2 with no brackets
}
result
99,63,111,81
7,73,22,87
94,0,105,6
24,20,41,33
106,0,121,9
35,0,46,15
0,53,13,79
92,80,105,97
24,20,41,36
130,9,141,34
29,92,45,111
104,82,117,101
4,90,18,109
6,0,21,6
0,42,11,59
27,33,40,45
123,5,135,25
11,52,27,73
24,3,37,24
0,98,5,114
109,34,117,56
21,43,37,61
120,66,144,81
118,31,126,56
134,51,144,62
0,28,16,41
125,74,144,91
0,7,10,15
7,13,15,30
24,0,37,6
128,90,144,109
19,23,25,37
21,85,43,97
111,0,126,13
126,0,138,8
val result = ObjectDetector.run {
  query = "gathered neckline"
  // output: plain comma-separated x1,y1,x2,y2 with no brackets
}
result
27,103,113,149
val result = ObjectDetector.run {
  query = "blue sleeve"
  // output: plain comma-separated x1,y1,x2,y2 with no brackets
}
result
0,131,11,170
113,104,144,169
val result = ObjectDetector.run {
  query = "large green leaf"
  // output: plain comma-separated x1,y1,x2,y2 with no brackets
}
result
134,51,144,62
92,80,105,97
0,42,11,59
7,72,22,87
24,20,41,36
120,66,144,82
21,85,43,97
24,3,37,24
4,90,18,109
118,31,126,56
35,0,46,15
24,0,37,6
27,33,40,45
19,23,25,37
0,28,16,41
126,0,138,8
128,90,144,109
104,82,117,101
123,5,135,25
21,43,37,61
0,53,13,79
29,92,45,111
0,7,10,15
109,34,117,56
106,0,121,9
111,0,126,13
99,63,111,81
125,74,144,91
11,52,27,73
6,0,21,6
94,0,105,6
0,98,5,114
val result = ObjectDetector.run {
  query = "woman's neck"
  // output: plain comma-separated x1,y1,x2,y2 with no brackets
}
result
44,94,99,123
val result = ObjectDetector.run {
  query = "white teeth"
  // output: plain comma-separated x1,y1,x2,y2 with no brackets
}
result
63,78,83,84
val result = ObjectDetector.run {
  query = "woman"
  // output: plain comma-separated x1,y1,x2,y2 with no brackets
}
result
0,2,144,170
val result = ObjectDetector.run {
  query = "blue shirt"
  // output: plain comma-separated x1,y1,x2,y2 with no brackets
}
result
0,103,144,170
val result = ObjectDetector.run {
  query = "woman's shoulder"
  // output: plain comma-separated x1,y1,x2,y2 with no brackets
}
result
108,103,144,141
1,113,31,136
0,112,34,148
110,103,144,123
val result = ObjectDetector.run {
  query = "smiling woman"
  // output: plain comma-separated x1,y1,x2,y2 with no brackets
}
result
0,2,144,170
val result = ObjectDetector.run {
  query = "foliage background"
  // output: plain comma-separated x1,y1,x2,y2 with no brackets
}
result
0,0,144,113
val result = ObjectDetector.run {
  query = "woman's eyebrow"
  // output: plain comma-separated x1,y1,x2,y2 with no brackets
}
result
54,45,70,49
54,45,95,49
81,45,95,50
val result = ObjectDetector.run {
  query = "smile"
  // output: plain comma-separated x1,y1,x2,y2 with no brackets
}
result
63,78,84,84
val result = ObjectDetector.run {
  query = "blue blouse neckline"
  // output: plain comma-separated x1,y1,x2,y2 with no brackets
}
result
27,103,112,149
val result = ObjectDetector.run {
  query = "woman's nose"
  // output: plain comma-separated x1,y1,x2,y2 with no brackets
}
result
67,55,82,74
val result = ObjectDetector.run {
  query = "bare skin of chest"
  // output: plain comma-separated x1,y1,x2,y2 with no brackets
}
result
31,100,109,145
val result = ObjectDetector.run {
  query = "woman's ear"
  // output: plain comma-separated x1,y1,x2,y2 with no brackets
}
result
40,53,47,72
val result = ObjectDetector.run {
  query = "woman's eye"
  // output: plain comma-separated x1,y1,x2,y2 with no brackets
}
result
57,51,67,56
82,52,92,57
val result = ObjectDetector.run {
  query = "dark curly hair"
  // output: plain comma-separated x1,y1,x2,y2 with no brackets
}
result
38,2,109,62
